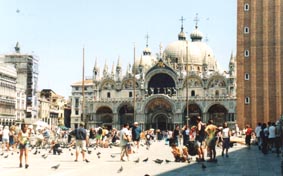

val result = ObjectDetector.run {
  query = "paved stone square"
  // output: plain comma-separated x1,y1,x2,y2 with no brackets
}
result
0,140,281,176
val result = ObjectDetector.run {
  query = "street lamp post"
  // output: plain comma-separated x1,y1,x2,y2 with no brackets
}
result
186,40,190,127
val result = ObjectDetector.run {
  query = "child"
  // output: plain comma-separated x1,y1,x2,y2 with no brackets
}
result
171,143,189,162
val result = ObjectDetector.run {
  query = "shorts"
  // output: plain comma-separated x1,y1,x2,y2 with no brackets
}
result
96,135,102,140
195,140,202,148
222,138,230,149
133,137,140,142
76,140,86,151
2,138,8,143
19,143,29,149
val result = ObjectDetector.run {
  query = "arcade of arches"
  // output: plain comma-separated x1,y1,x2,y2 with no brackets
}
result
93,101,229,130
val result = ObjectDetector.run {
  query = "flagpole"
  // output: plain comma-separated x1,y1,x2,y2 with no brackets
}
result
133,43,136,122
81,47,85,126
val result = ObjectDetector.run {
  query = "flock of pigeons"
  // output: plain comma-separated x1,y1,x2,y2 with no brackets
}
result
0,143,208,175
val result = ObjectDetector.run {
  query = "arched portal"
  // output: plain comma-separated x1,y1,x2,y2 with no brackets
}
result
207,104,228,126
148,73,176,95
118,104,134,126
183,104,202,126
152,114,170,131
145,98,173,130
96,106,113,129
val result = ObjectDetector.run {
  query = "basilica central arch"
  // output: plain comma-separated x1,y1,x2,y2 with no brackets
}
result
144,97,174,130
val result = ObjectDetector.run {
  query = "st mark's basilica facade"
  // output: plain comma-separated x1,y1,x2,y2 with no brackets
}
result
71,22,237,130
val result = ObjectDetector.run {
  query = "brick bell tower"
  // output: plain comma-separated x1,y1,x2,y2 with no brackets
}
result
237,0,283,128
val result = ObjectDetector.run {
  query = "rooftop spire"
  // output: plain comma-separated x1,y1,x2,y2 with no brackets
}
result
180,16,185,32
15,42,20,53
116,56,121,68
190,13,203,42
143,34,151,55
145,33,149,47
194,13,199,29
93,57,98,71
178,16,186,40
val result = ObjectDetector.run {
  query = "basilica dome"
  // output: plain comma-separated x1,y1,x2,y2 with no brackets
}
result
133,45,156,73
164,26,218,71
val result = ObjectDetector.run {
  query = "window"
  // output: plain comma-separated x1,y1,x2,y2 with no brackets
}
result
244,26,249,34
245,97,250,104
84,87,87,91
129,92,133,97
244,3,249,11
75,98,79,107
75,110,79,115
245,73,250,80
244,50,249,57
75,87,79,91
191,90,195,97
107,92,111,98
215,90,219,97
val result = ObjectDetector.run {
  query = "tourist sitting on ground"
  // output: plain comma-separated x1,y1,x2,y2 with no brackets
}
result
49,140,62,155
171,143,189,162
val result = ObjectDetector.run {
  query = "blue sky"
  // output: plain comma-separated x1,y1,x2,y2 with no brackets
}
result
0,0,237,98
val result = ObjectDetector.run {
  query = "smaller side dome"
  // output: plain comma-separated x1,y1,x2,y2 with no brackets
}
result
190,26,203,42
178,31,186,40
143,47,151,55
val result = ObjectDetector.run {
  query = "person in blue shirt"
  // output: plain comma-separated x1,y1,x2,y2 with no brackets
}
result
132,122,142,152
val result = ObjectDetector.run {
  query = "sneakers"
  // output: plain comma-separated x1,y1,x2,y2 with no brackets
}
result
84,159,90,163
25,164,29,169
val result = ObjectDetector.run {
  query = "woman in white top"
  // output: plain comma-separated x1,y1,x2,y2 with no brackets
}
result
17,124,30,168
221,122,231,157
2,126,9,151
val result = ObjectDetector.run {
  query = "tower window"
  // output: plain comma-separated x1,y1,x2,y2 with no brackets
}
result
244,3,249,11
245,73,250,80
107,92,111,98
244,26,249,34
191,90,195,97
245,97,250,104
244,50,249,57
215,90,219,97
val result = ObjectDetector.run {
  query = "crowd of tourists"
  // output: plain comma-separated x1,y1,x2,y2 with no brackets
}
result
0,117,282,169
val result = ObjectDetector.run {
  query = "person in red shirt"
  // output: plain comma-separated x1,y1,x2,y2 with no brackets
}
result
245,124,253,149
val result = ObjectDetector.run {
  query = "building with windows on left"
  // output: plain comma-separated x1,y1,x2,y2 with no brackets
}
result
38,89,66,127
0,42,39,124
0,62,17,126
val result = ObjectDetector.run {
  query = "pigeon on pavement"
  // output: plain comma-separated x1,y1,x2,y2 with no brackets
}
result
117,166,123,173
51,164,60,170
134,158,140,163
154,159,163,164
202,163,207,170
143,157,148,162
165,159,171,163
